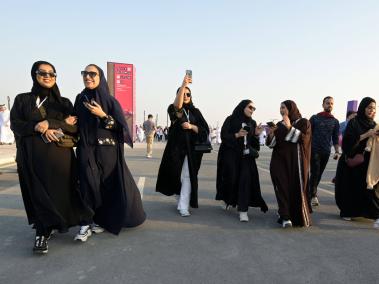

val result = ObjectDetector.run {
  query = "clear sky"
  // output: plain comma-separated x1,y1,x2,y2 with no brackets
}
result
1,0,378,127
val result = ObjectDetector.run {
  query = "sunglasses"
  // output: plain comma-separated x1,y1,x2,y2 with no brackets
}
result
184,93,191,97
81,71,98,78
36,70,56,78
248,105,256,111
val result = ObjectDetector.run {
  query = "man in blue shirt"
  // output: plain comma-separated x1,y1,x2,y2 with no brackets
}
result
309,96,340,206
339,110,357,136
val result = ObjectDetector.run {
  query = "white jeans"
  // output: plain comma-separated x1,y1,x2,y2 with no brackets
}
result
177,156,191,210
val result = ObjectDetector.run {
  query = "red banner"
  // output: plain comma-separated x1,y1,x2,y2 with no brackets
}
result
107,62,136,144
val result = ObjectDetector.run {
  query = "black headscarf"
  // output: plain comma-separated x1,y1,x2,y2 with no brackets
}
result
30,60,62,103
282,100,302,122
356,97,376,131
231,99,254,124
76,64,133,147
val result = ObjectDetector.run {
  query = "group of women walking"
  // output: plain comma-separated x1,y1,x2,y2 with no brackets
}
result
155,74,379,230
10,62,379,255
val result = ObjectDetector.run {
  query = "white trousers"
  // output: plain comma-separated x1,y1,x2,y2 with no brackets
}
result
177,156,191,210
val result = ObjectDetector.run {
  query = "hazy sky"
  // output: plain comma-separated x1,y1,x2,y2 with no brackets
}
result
1,0,378,127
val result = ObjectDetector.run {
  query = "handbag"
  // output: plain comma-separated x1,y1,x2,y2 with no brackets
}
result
194,140,213,153
56,134,78,148
346,152,365,168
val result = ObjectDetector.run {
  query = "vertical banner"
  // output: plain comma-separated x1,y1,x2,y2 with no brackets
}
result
107,62,136,145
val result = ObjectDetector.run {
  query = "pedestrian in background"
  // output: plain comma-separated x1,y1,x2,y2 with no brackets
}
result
0,104,14,144
266,100,312,228
143,114,156,158
309,96,340,206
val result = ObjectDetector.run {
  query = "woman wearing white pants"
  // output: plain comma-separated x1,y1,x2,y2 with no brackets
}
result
156,74,209,216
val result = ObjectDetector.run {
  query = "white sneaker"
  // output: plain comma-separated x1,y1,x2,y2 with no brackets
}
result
282,220,293,228
179,209,191,217
239,212,249,222
74,225,92,242
373,219,379,229
311,197,320,206
341,217,352,221
146,155,152,158
91,224,105,234
221,201,230,211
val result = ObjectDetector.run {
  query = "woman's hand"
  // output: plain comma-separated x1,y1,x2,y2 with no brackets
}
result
235,128,248,138
65,115,77,125
182,75,192,87
366,129,378,138
255,123,263,136
181,122,198,133
282,115,291,129
266,125,277,136
83,101,107,118
44,129,62,142
34,120,49,133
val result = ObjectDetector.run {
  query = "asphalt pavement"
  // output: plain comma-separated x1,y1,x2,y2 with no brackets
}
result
0,143,378,284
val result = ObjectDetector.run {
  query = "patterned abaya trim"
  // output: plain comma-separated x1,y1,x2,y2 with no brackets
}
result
102,115,116,130
297,143,311,227
285,127,301,143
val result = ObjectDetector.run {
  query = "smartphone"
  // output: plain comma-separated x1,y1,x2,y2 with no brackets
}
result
186,70,192,80
41,129,64,143
243,125,251,132
266,122,276,127
41,133,50,143
55,128,64,139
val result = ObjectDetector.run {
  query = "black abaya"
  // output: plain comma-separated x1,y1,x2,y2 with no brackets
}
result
10,92,91,234
216,110,268,212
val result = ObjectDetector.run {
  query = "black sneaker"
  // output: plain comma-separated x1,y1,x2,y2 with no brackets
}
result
33,236,48,254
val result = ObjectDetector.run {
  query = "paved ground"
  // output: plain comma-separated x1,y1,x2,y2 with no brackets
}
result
0,143,378,284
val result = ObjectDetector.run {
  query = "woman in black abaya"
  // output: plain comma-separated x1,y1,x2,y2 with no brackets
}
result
156,74,209,217
10,61,91,254
216,100,268,222
335,97,379,228
74,64,145,241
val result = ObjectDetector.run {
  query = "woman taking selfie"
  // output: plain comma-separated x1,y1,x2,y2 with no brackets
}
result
10,61,91,254
216,100,268,222
156,74,209,217
74,64,145,241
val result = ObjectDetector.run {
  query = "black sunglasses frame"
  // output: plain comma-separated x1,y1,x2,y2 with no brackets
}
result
81,71,99,78
36,70,57,78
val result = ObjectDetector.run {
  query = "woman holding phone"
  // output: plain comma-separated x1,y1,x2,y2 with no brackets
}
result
335,97,379,227
266,100,312,228
10,61,91,254
73,64,145,241
156,73,209,217
216,100,268,222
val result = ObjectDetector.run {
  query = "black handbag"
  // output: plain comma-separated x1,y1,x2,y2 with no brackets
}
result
194,140,213,153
